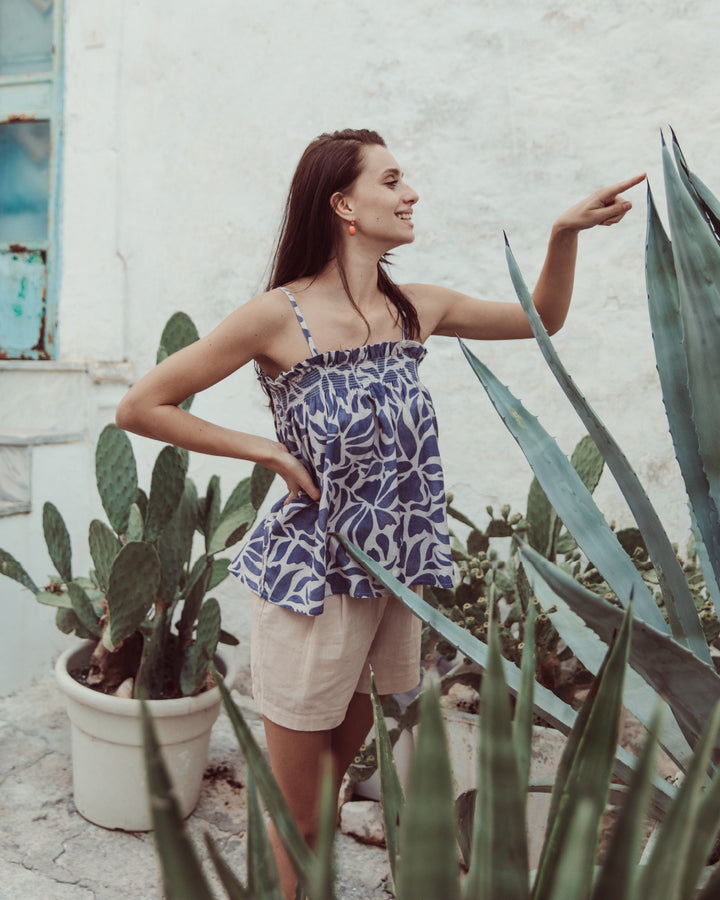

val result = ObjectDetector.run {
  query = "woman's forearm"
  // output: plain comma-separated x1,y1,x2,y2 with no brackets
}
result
531,224,579,336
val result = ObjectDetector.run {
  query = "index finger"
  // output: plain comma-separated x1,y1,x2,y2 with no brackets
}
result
599,173,647,201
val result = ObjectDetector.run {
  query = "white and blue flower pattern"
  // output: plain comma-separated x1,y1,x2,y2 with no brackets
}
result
229,290,455,615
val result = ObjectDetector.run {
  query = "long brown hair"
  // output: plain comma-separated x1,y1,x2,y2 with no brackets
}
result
266,128,420,342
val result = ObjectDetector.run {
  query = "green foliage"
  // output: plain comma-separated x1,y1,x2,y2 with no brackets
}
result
0,312,275,699
143,607,720,899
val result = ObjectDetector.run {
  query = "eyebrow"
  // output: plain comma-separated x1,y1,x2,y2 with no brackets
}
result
381,167,403,178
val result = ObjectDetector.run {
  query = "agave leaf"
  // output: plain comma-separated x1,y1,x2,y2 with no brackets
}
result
519,543,720,760
523,548,691,766
246,771,283,900
371,674,404,882
663,141,720,535
590,704,663,900
463,615,528,900
513,604,537,799
336,534,677,816
646,182,720,608
499,245,709,662
533,606,631,900
0,548,39,593
636,701,720,900
203,832,249,899
396,677,459,900
695,862,720,900
671,129,720,242
211,664,315,895
140,702,216,900
308,757,338,900
459,340,667,635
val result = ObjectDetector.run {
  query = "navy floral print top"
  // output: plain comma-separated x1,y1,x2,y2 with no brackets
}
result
229,288,455,615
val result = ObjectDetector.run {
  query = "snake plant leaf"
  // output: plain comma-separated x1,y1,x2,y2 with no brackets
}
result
501,242,709,662
524,547,690,767
211,664,316,896
42,502,72,584
246,772,284,900
459,340,668,635
464,615,528,900
545,798,597,900
663,141,720,529
308,758,338,900
0,548,39,594
144,446,188,543
646,182,720,604
519,543,720,760
677,745,720,900
512,604,536,799
590,704,663,900
533,605,630,900
203,832,249,899
140,702,216,900
336,534,677,814
396,677,459,900
371,674,404,882
636,701,720,900
671,129,720,242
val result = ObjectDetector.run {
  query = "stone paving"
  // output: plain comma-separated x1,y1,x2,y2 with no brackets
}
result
0,664,391,900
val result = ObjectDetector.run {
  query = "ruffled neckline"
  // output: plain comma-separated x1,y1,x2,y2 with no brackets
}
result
259,339,427,390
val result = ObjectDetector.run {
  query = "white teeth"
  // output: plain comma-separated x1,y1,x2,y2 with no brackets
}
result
397,213,412,220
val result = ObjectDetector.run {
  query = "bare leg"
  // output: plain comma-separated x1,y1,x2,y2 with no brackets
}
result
262,692,375,899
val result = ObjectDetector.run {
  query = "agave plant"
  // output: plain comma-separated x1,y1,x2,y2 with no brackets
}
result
0,313,274,699
143,600,720,899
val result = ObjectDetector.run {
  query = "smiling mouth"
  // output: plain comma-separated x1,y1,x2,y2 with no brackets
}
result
396,213,413,221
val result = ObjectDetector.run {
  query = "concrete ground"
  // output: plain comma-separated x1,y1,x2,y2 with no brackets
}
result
0,662,392,900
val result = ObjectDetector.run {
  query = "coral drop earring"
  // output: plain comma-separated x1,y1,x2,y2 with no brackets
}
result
348,220,356,236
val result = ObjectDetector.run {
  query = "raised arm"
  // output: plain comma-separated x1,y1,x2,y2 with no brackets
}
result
411,173,646,341
115,294,321,500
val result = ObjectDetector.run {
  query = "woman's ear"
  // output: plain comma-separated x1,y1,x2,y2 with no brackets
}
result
330,191,354,224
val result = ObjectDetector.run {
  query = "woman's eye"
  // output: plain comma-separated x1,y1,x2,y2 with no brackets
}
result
386,180,398,188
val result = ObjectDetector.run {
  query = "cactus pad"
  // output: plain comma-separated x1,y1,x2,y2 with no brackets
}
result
88,519,122,592
144,446,188,542
96,424,138,535
250,464,275,510
107,541,161,647
157,478,198,603
156,313,199,411
67,581,102,638
0,548,39,594
43,502,72,583
180,597,220,695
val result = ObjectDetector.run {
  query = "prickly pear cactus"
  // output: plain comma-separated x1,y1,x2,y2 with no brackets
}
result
43,502,72,584
96,424,139,535
88,519,121,592
144,445,188,542
106,541,161,648
180,597,221,696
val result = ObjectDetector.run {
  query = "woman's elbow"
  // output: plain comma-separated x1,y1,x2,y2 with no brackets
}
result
115,393,142,434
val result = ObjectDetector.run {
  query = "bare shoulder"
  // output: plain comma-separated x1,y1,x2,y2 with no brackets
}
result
400,282,458,336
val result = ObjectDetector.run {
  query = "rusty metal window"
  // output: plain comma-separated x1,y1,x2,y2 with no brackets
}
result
0,0,61,360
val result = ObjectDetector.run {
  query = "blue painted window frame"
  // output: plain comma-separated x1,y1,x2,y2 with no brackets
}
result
0,0,63,360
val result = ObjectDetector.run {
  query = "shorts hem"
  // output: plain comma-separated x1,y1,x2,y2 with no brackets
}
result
257,696,347,732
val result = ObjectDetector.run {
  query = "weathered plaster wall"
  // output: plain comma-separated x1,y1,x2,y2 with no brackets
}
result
1,0,718,693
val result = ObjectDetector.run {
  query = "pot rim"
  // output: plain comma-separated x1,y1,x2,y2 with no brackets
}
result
55,639,239,718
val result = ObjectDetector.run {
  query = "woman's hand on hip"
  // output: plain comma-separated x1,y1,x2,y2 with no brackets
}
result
268,442,321,504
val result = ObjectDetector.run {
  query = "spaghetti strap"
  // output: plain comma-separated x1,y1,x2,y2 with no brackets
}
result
278,287,319,356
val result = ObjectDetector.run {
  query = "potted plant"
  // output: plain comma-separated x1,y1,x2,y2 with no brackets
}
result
0,312,274,830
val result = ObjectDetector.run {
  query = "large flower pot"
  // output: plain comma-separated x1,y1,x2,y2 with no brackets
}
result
55,640,238,832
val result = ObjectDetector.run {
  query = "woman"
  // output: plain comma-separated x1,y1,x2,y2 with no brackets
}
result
116,128,643,897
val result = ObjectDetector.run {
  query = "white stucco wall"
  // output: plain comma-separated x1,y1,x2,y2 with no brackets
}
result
2,0,718,693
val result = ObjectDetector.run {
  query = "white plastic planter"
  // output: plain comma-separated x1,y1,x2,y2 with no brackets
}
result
55,640,238,831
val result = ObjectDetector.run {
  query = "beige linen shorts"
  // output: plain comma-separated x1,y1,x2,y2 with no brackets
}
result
251,589,422,731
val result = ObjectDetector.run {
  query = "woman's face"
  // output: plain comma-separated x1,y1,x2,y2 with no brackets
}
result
342,144,419,249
